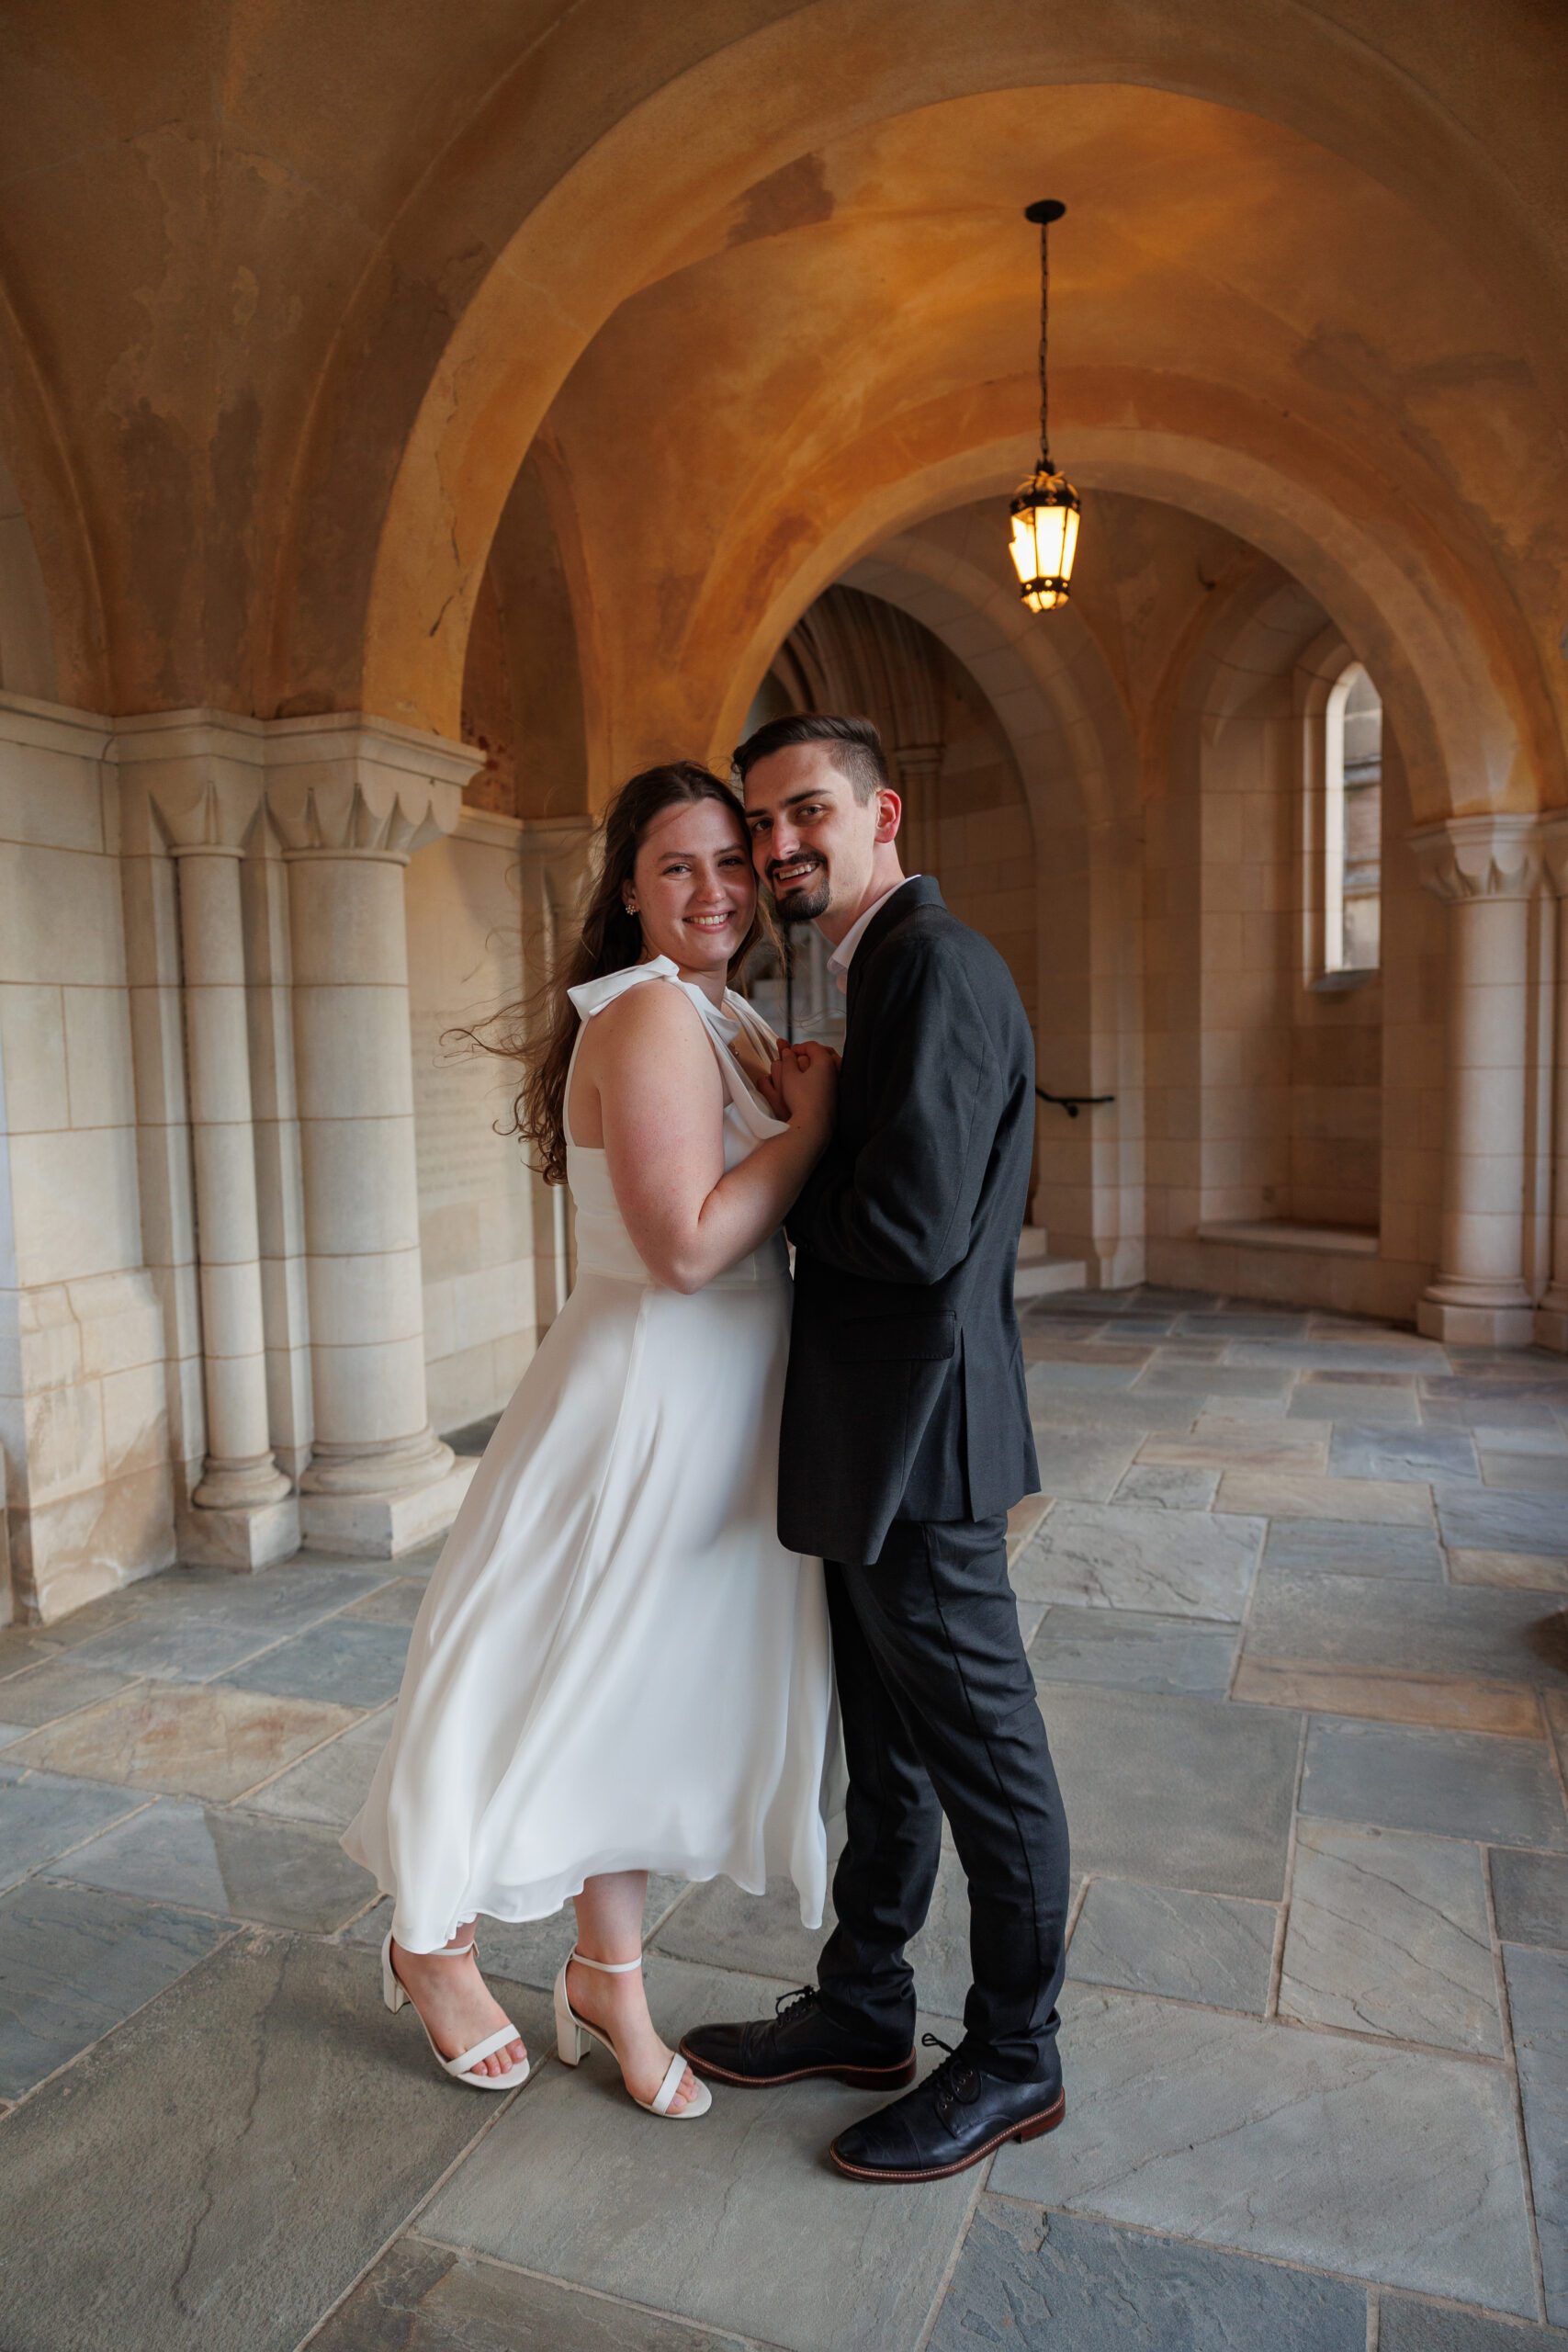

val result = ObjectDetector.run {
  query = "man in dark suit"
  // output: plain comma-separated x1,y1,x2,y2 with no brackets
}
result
681,712,1070,2183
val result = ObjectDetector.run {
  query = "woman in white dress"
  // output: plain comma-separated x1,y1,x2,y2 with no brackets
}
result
343,761,838,2120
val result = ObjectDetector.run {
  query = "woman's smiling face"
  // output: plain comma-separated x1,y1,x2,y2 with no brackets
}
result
630,794,757,976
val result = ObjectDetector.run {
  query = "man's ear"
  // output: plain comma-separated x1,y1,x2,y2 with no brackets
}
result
874,785,903,844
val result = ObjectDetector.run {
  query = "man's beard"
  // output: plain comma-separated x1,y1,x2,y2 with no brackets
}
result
769,859,830,925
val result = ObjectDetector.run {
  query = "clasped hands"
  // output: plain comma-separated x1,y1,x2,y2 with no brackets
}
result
756,1036,840,1135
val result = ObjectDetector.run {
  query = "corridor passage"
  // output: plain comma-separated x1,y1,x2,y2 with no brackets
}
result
0,1288,1564,2351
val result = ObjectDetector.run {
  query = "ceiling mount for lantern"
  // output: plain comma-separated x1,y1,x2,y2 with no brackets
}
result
1008,198,1080,615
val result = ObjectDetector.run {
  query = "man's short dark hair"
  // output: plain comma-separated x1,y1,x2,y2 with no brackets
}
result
733,712,888,802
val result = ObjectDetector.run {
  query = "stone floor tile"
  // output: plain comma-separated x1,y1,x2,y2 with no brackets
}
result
0,1764,147,1890
0,1876,231,2098
1239,1340,1450,1374
7,1679,359,1802
243,1706,393,1829
1181,1309,1311,1339
990,1982,1536,2314
1244,1568,1567,1690
1025,1427,1141,1502
1423,1396,1567,1436
1027,1358,1143,1394
1032,1389,1204,1431
1379,2295,1568,2350
929,2200,1367,2352
0,1724,28,1747
0,1932,536,2352
1067,1879,1275,2011
1029,1338,1156,1367
1300,1719,1568,1849
1040,1681,1298,1897
1436,1488,1568,1560
1028,1606,1236,1696
1007,1491,1050,1550
1550,1693,1568,1787
65,1611,290,1682
346,1871,709,1988
0,1626,70,1679
1491,1848,1568,1950
650,1836,974,2022
1263,1520,1444,1578
59,1798,376,1930
1289,1380,1422,1425
1217,1470,1435,1525
1504,1943,1568,2324
1190,1393,1293,1422
132,1558,393,1632
1280,1821,1500,2054
310,2236,750,2352
341,1578,427,1627
1448,1421,1568,1457
1328,1424,1480,1485
219,1617,411,1709
418,1954,977,2352
1111,1462,1221,1510
1012,1501,1264,1618
1481,1452,1568,1495
0,1654,139,1727
1135,1363,1294,1397
1231,1660,1542,1738
1138,1427,1327,1472
1450,1551,1568,1592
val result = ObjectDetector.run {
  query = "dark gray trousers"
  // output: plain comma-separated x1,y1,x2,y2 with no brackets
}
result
816,1512,1070,2084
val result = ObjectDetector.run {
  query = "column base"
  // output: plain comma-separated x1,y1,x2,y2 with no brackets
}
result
299,1455,479,1558
1535,1289,1568,1354
1416,1289,1537,1349
178,1492,301,1572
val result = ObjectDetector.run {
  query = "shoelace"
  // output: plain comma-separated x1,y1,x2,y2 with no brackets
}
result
920,2031,981,2123
773,1984,818,2023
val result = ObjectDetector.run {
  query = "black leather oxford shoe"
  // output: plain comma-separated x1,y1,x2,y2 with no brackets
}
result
680,1984,917,2089
829,2033,1066,2182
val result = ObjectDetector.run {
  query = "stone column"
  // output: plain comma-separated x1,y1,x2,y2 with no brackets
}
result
1537,814,1568,1351
265,718,481,1555
118,713,299,1569
894,742,943,878
173,844,296,1544
1410,814,1541,1348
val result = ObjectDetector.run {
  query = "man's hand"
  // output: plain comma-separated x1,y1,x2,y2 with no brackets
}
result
776,1039,840,1142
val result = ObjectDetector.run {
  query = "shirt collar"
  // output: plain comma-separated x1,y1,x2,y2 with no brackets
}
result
826,876,920,994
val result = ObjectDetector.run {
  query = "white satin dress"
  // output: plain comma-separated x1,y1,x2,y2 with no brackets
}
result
342,956,833,1951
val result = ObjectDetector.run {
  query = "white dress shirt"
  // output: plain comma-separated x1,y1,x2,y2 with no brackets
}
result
825,876,921,995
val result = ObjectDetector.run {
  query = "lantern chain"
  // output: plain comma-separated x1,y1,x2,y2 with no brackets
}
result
1038,215,1051,470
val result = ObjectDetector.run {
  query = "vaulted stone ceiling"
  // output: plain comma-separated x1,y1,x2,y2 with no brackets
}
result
1,1,1564,817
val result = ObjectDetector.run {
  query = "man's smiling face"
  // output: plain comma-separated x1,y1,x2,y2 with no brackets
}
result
740,741,882,930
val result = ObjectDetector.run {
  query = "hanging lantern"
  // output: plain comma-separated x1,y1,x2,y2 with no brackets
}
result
1008,199,1080,614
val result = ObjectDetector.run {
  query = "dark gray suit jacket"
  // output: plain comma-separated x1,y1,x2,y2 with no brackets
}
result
779,876,1039,1565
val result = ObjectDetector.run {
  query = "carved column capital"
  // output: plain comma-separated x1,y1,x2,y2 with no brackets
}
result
114,708,270,854
1539,811,1568,898
1407,813,1542,904
263,714,483,864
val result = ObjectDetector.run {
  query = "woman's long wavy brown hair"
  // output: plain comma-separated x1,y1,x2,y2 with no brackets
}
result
454,761,766,1185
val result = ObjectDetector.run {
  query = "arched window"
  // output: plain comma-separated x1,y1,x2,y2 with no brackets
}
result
1323,662,1382,975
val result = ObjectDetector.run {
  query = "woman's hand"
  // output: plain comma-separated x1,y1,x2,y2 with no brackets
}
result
752,1036,789,1120
776,1040,839,1140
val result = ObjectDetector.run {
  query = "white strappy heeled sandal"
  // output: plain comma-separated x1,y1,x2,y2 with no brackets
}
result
381,1929,529,2092
553,1948,712,2120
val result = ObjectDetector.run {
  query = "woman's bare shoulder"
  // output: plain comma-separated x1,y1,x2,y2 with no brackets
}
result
581,975,713,1071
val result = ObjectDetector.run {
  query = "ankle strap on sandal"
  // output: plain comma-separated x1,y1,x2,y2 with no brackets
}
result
570,1948,642,1974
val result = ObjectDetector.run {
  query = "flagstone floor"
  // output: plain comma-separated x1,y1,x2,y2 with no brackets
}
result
2,1287,1567,2351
